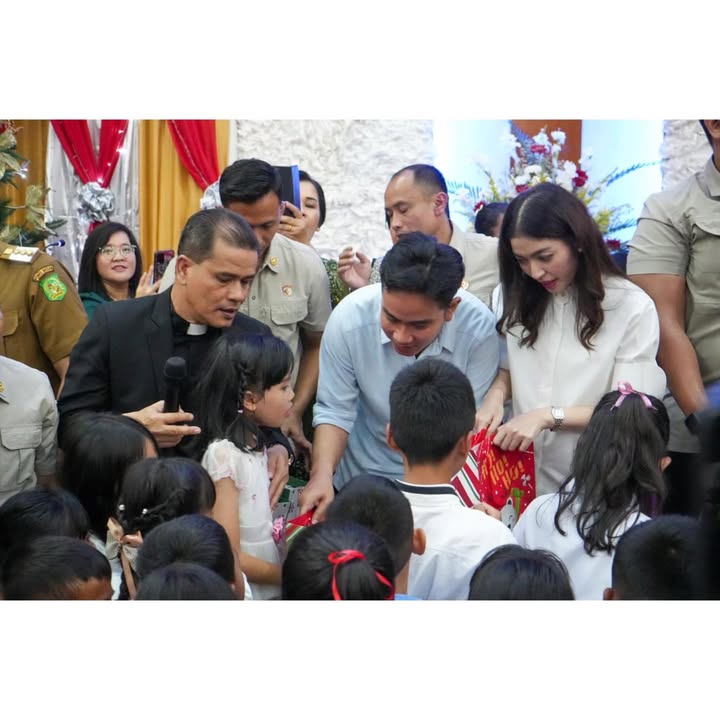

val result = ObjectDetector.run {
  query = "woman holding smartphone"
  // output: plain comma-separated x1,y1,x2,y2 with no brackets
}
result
477,183,666,496
78,222,160,320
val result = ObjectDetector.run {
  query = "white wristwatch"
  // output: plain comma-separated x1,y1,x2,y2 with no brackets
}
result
550,406,565,432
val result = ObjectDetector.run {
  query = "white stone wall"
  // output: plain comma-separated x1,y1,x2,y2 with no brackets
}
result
230,120,433,260
662,120,710,187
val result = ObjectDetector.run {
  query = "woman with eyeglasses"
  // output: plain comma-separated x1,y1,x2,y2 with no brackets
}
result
77,222,160,320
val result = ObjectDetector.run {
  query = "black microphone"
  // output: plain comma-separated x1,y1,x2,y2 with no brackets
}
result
162,357,187,413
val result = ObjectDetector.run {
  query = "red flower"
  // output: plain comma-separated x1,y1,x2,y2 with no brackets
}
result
572,169,589,188
605,239,622,251
530,144,548,155
515,185,529,194
473,200,485,213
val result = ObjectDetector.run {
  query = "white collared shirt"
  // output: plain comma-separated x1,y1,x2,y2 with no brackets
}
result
397,479,517,600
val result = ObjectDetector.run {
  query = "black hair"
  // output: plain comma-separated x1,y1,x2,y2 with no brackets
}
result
116,458,216,537
700,120,714,148
390,164,451,219
389,358,475,466
136,514,235,586
554,389,669,555
497,182,624,350
0,488,89,567
189,334,293,458
176,207,259,264
219,158,283,206
474,201,508,236
77,221,143,298
282,521,396,600
299,170,326,228
326,474,414,577
468,544,575,600
380,232,465,308
59,412,159,539
135,563,238,600
1,536,111,600
611,515,699,600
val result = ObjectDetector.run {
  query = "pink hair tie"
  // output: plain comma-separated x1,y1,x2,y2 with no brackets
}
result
612,381,653,411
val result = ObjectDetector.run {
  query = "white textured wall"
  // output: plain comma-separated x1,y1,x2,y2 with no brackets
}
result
662,120,709,187
230,120,433,260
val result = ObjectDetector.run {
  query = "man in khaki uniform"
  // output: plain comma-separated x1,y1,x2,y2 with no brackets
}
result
0,240,87,396
337,164,499,306
0,305,58,505
628,120,720,516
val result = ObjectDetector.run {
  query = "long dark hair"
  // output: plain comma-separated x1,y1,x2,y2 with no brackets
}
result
554,388,669,555
189,334,293,458
77,221,143,298
497,183,623,350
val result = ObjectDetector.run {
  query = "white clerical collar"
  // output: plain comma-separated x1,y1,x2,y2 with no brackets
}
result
187,323,208,336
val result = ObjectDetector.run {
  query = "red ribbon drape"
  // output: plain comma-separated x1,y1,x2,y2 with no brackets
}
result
50,120,129,186
166,120,220,190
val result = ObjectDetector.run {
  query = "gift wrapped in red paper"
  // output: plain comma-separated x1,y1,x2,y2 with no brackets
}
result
284,509,315,546
450,428,535,528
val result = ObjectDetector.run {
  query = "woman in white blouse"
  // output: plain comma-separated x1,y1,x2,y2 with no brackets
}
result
478,183,666,496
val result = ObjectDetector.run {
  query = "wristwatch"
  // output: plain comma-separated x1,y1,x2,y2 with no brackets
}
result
550,406,565,432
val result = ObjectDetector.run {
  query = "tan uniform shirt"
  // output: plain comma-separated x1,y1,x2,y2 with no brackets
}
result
0,241,88,395
448,224,499,306
240,233,332,386
0,355,58,505
628,157,720,452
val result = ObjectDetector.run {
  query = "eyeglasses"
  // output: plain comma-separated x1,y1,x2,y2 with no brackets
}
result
98,244,136,258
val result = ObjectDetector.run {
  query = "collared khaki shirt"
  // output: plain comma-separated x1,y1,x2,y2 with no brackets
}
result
0,356,58,505
448,224,499,306
240,233,332,386
0,241,88,395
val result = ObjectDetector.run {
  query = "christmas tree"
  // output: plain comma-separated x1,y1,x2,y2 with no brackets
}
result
0,120,64,246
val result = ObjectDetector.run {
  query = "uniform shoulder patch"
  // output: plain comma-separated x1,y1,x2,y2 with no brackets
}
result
32,264,55,282
39,272,68,302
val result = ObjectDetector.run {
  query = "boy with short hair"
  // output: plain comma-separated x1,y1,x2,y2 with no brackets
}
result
1,536,112,600
387,357,516,600
326,473,426,598
603,514,699,600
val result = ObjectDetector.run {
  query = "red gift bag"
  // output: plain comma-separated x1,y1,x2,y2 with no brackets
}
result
450,428,536,529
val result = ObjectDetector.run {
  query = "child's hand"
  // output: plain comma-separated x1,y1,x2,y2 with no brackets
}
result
267,444,290,508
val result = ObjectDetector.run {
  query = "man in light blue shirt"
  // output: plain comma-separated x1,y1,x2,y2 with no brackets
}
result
300,232,499,520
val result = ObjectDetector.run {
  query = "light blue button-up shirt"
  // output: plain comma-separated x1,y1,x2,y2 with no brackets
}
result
313,284,500,490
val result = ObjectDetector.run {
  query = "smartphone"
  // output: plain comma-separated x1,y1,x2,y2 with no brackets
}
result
274,165,301,217
152,249,175,284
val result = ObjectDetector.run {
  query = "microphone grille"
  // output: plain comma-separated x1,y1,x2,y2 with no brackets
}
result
163,356,187,381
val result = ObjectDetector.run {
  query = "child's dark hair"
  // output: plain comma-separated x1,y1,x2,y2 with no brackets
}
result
135,563,238,600
497,182,623,350
468,545,575,600
611,515,699,600
136,514,235,586
326,474,414,578
282,521,396,600
116,458,216,537
380,232,465,308
474,201,507,236
1,536,111,600
389,358,476,466
189,334,293,458
0,488,89,567
555,386,669,555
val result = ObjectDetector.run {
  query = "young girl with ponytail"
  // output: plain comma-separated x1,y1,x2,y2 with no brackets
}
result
513,382,670,599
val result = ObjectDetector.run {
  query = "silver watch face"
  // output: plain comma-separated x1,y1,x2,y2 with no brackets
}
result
552,407,564,421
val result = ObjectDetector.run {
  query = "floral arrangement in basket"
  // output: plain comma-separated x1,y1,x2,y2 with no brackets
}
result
448,123,657,250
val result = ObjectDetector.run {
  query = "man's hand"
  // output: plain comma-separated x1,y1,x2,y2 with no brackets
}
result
136,271,161,298
299,471,335,523
493,408,552,452
281,412,312,463
124,401,201,448
267,443,290,509
278,202,312,244
337,246,371,290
